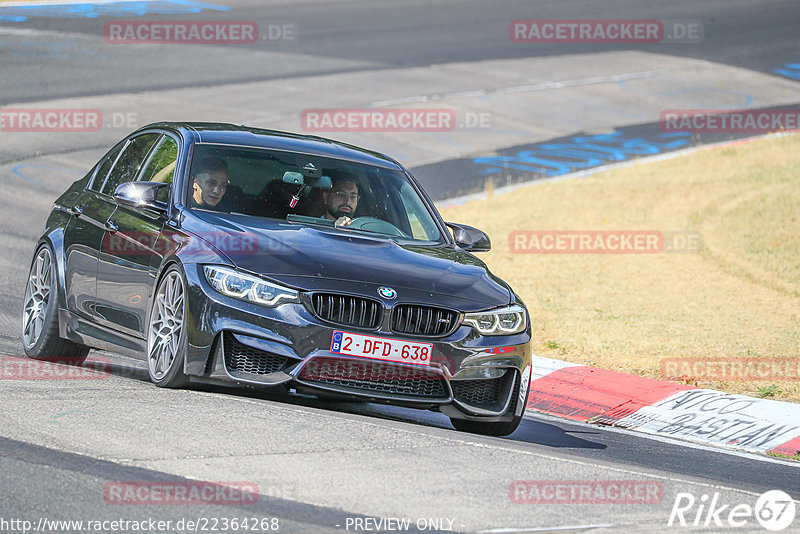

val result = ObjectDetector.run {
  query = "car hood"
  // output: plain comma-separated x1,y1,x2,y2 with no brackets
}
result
184,211,511,310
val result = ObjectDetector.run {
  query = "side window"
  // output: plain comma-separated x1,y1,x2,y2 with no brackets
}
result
398,182,439,241
139,135,179,203
100,133,159,196
88,142,125,192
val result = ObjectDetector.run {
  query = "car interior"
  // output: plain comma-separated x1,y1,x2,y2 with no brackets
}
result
185,146,440,241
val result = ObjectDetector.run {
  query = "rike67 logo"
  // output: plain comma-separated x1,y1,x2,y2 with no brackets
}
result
668,490,796,531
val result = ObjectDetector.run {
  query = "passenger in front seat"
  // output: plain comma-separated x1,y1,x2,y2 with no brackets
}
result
191,157,229,210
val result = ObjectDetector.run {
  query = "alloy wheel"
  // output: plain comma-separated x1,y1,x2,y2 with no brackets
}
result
22,247,53,349
148,270,185,380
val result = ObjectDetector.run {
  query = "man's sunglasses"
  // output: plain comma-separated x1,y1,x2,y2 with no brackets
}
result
333,191,361,201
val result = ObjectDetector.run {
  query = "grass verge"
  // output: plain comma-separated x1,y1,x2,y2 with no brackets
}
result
438,134,800,402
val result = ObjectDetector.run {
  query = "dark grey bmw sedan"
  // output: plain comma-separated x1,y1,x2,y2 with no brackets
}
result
22,122,532,436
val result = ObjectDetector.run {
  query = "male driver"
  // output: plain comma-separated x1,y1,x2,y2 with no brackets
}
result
322,173,360,226
191,156,228,209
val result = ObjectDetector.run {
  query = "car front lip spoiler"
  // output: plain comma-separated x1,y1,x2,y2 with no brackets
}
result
291,353,454,405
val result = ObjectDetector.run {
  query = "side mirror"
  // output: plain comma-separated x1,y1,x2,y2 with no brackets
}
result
114,181,169,211
446,222,491,252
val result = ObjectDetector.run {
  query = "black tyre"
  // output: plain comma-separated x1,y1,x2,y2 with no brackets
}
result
22,245,89,363
146,266,189,388
449,369,530,436
450,413,524,437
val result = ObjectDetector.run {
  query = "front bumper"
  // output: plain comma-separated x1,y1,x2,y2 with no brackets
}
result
183,264,532,421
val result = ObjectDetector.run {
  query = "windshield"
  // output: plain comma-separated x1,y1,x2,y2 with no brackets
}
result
187,144,444,243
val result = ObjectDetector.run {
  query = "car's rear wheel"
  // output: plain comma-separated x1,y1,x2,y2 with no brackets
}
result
147,266,189,388
22,245,89,363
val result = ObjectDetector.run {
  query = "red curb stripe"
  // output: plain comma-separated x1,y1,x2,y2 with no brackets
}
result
526,365,696,422
769,435,800,457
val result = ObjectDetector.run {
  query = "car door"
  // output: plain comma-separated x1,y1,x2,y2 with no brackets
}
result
90,132,161,336
95,133,178,338
63,140,126,318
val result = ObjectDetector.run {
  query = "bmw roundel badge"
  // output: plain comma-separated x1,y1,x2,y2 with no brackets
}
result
378,286,397,299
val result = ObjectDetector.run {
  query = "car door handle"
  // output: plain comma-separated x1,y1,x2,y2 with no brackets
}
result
105,219,119,233
69,204,84,217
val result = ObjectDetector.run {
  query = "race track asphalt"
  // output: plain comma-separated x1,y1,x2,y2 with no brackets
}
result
1,2,799,532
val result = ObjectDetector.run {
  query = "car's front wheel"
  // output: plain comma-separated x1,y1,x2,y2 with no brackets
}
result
22,244,89,363
449,370,530,437
147,266,189,388
450,413,524,437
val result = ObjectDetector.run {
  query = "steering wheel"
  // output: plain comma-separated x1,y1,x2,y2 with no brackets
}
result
346,217,409,237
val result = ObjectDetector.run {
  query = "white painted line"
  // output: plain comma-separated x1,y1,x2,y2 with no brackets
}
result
530,354,580,381
373,70,667,108
370,96,431,107
0,27,88,39
497,70,665,94
443,89,488,99
246,114,287,126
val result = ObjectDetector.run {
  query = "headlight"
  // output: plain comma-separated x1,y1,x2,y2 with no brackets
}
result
463,305,527,335
203,265,298,307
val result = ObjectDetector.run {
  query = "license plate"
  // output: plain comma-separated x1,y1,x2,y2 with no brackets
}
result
330,331,432,366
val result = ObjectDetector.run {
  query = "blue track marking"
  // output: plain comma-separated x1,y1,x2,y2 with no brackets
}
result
473,131,692,176
0,0,229,22
774,63,800,81
11,164,83,191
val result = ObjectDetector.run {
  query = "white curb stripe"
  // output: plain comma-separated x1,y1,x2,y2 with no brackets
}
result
613,389,800,453
529,355,579,381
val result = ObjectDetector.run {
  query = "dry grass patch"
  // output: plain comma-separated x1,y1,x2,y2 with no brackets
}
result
439,134,800,401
